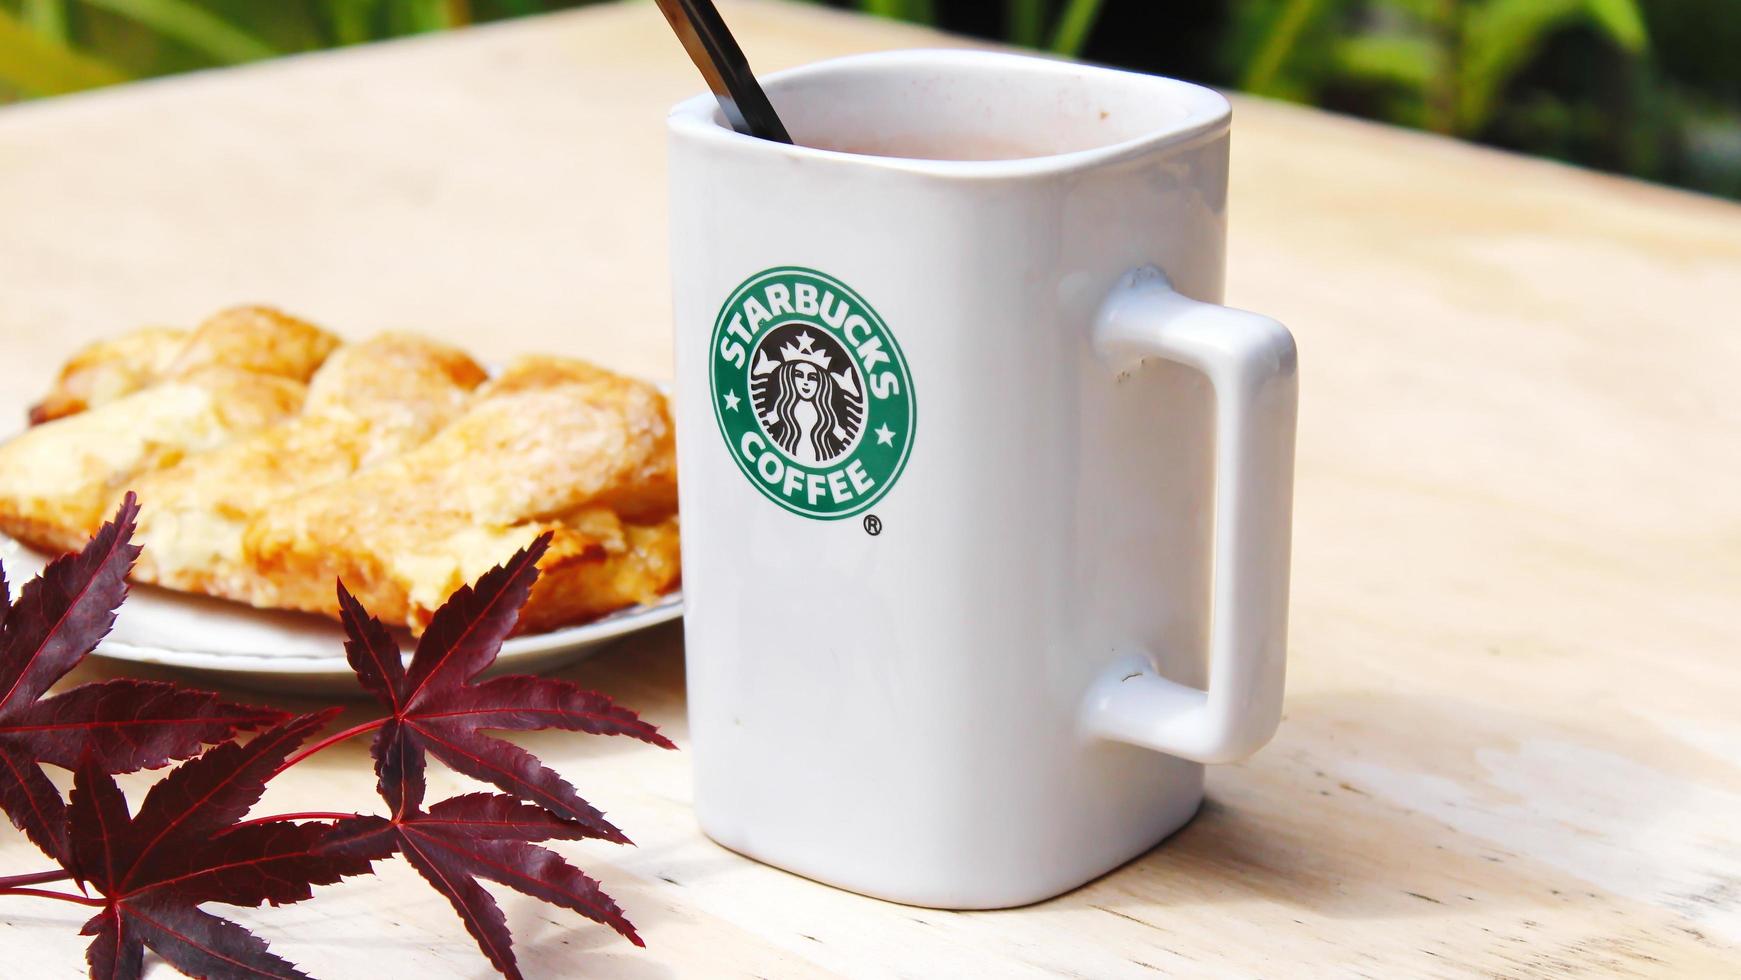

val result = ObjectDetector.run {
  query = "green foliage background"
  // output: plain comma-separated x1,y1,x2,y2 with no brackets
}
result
0,0,1736,199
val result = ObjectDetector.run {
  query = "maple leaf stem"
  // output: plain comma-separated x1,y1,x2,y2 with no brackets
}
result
270,718,387,777
0,868,69,888
0,886,106,907
230,811,358,830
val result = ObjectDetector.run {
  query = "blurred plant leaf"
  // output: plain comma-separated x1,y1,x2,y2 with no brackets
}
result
1008,0,1044,48
324,0,380,46
77,0,279,64
859,0,935,21
23,0,69,41
1241,0,1326,94
0,6,128,95
1048,0,1106,56
1229,0,1656,136
1585,0,1648,52
1367,0,1437,19
1330,33,1439,90
1458,0,1646,131
388,0,470,34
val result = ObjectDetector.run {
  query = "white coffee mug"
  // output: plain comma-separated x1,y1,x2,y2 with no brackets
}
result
668,49,1297,910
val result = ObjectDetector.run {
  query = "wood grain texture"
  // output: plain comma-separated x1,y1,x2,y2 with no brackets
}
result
2,1,1739,976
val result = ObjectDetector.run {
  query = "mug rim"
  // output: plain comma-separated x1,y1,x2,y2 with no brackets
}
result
666,48,1232,180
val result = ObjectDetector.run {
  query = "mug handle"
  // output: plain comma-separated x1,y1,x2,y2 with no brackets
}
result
1080,266,1299,764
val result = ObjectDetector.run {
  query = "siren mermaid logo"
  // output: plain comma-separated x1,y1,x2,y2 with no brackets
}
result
750,326,864,465
710,267,915,519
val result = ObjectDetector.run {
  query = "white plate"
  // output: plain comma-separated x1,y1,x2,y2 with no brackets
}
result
0,533,682,696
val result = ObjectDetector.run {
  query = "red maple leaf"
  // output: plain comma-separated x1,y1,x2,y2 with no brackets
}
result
0,494,285,860
324,532,673,978
338,532,673,838
57,712,378,980
324,776,641,980
0,501,673,980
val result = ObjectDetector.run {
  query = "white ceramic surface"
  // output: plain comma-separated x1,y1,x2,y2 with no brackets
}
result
669,50,1298,909
0,532,682,696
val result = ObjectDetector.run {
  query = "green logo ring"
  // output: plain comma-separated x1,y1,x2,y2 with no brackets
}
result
708,266,916,520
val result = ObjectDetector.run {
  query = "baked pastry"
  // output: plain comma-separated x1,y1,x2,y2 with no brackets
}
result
0,368,308,553
29,306,339,424
126,334,488,603
2,312,680,636
161,306,338,382
245,355,680,632
26,326,187,425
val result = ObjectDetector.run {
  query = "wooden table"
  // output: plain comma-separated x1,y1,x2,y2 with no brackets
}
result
3,2,1739,976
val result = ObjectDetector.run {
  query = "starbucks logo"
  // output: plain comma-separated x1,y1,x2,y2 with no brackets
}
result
749,323,863,466
710,267,915,519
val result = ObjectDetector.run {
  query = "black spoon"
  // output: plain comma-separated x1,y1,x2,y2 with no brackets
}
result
655,0,792,143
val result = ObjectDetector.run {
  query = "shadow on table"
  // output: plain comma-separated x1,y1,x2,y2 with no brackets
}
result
1053,686,1688,926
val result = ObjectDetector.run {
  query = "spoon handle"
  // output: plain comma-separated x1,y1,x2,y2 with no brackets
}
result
655,0,793,144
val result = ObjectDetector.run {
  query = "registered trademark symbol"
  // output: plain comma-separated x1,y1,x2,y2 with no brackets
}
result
863,514,883,536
